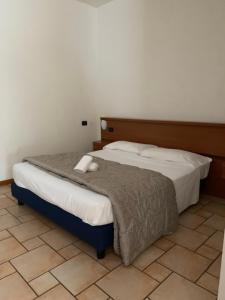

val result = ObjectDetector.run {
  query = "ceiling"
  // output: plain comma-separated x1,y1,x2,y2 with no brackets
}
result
77,0,114,7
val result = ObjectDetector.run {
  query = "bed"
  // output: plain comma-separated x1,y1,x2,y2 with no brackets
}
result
13,116,225,263
12,143,211,261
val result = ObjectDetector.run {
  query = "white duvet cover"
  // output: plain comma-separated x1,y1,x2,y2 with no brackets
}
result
13,149,210,226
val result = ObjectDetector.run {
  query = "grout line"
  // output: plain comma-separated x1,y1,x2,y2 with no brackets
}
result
155,260,216,297
50,258,113,299
94,283,112,299
0,261,16,281
195,280,218,296
207,271,220,280
47,273,76,298
195,230,223,252
194,250,222,283
73,242,122,272
195,249,220,262
164,225,222,256
75,282,112,299
155,230,222,286
147,272,175,298
8,269,39,297
1,195,223,299
32,283,61,298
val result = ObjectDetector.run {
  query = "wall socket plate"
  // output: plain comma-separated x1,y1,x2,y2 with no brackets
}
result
82,121,88,126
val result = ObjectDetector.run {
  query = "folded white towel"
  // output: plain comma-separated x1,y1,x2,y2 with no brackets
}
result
88,162,99,172
74,155,93,173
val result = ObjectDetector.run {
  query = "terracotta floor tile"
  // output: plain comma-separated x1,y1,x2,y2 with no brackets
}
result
77,285,108,300
153,238,174,251
11,245,64,281
196,209,213,219
205,231,224,251
58,245,81,260
207,256,222,277
97,265,158,300
37,215,58,229
9,219,50,242
5,192,17,202
40,228,76,250
187,203,203,213
0,208,8,216
145,262,171,282
179,212,205,229
0,237,26,264
75,243,121,270
75,240,96,258
0,196,14,209
204,215,225,231
52,253,108,295
150,273,216,300
36,285,74,300
210,197,225,205
204,202,225,217
199,194,212,205
197,245,220,260
23,237,45,250
0,214,20,231
196,224,216,236
133,246,164,270
211,196,225,205
0,230,11,241
0,273,36,300
197,272,219,295
29,272,58,295
99,251,122,270
0,262,15,279
18,214,37,223
0,192,222,300
7,204,33,217
0,185,11,196
158,245,211,281
166,226,207,250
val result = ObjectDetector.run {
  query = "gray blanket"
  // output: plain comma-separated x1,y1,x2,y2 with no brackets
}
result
24,152,178,265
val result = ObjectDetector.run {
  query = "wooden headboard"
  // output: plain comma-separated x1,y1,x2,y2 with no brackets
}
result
100,117,225,199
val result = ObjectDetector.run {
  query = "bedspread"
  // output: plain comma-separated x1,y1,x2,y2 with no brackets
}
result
24,152,178,265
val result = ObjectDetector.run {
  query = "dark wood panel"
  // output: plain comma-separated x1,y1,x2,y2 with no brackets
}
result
99,117,225,199
202,157,225,198
0,179,13,186
101,118,225,157
93,140,110,151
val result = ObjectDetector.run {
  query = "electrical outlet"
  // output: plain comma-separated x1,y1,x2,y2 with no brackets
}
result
82,121,88,126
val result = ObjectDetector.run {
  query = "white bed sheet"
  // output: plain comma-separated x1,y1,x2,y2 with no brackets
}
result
13,149,210,226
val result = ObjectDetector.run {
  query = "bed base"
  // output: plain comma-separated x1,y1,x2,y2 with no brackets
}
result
11,182,114,259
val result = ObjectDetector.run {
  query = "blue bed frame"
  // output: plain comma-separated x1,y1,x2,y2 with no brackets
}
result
11,182,114,259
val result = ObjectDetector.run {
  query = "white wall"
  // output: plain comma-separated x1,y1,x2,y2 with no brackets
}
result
96,0,225,122
1,0,225,180
0,0,97,180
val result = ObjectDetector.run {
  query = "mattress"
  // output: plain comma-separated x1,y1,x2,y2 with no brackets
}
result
13,149,210,226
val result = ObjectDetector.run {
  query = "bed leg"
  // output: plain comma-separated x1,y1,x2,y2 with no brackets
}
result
97,249,106,259
18,199,24,206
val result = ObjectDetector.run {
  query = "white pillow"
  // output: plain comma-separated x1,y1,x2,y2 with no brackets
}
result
104,141,157,154
140,147,212,167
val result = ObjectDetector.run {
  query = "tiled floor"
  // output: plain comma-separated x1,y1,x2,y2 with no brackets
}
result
0,185,224,300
